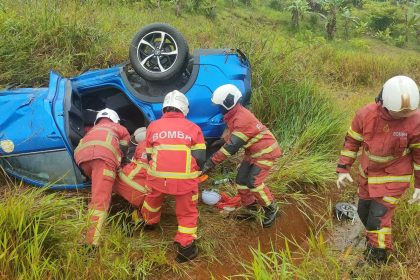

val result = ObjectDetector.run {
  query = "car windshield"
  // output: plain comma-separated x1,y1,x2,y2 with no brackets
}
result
0,150,83,186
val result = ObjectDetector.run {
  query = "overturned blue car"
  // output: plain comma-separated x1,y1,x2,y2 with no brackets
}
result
0,23,251,189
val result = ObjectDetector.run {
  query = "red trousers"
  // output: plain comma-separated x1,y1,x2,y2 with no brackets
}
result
80,160,147,245
235,160,274,207
358,175,400,250
141,188,198,247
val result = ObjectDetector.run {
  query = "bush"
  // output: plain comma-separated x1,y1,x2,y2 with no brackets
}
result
367,2,403,32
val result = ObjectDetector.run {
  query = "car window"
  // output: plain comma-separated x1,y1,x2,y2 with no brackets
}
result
0,150,83,186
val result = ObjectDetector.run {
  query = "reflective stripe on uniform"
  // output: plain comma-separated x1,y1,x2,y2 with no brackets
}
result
147,169,201,179
118,170,149,193
250,183,271,206
103,169,115,179
383,196,399,205
256,160,274,167
143,201,161,213
366,149,410,163
232,131,249,142
243,131,266,148
250,143,278,158
220,147,231,157
75,130,122,162
341,150,357,159
89,209,107,246
367,227,391,249
191,143,206,150
178,225,197,236
368,175,412,184
414,163,420,171
347,127,364,142
146,147,153,153
192,194,198,201
119,140,128,146
236,184,249,190
409,143,420,149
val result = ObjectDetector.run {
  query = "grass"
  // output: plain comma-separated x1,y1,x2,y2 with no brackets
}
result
0,0,420,279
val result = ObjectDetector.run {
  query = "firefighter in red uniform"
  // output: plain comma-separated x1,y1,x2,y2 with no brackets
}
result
113,127,150,221
202,84,282,228
336,75,420,264
141,90,206,263
74,108,130,246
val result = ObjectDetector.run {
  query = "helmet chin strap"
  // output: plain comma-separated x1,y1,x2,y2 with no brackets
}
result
375,88,383,104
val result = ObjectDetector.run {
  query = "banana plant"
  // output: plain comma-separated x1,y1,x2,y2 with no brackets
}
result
287,0,309,29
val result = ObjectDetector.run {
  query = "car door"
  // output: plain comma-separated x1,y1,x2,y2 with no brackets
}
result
0,71,86,189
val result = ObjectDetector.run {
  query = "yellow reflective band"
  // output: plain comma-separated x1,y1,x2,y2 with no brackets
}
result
178,226,197,235
256,160,274,167
143,201,161,213
236,184,249,190
250,143,278,158
191,143,206,150
409,143,420,149
118,171,149,193
147,169,201,179
192,194,198,201
367,153,395,163
367,227,391,249
232,131,249,142
128,162,144,179
119,140,128,146
89,209,107,246
250,183,265,192
341,150,357,159
347,127,364,142
368,175,412,184
244,131,266,148
220,147,231,157
383,196,399,205
146,147,153,153
358,165,367,178
75,140,121,162
131,161,149,172
414,163,420,171
103,169,115,179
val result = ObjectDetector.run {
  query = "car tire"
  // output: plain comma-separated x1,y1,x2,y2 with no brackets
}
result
129,23,189,82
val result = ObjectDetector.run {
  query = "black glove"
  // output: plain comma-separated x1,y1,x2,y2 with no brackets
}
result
202,159,215,174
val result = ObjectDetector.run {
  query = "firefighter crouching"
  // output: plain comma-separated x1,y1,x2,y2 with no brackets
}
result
113,127,150,223
141,90,206,263
202,84,282,228
336,76,420,264
74,108,130,247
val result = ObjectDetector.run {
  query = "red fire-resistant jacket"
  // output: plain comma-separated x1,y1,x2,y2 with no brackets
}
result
117,141,150,194
337,103,420,197
74,118,130,168
145,112,206,195
211,104,282,167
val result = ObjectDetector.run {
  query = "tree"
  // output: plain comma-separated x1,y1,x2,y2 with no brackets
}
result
287,0,309,29
341,7,358,39
319,0,345,39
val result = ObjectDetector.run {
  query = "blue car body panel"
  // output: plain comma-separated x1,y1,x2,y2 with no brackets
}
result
0,50,251,189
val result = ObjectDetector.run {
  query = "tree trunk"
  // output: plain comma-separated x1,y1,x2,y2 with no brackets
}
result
292,10,299,28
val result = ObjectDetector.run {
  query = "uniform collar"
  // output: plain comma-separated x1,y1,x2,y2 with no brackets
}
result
162,112,185,118
224,104,242,120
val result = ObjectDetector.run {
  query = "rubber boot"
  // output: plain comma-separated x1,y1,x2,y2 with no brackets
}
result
364,245,388,265
176,241,199,263
262,203,278,228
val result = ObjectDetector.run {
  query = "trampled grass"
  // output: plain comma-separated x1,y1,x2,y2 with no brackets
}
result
1,0,420,279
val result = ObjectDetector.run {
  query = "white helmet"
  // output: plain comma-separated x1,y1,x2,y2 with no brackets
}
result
134,127,147,143
95,108,120,124
162,90,189,116
201,190,221,206
211,84,242,110
381,76,419,112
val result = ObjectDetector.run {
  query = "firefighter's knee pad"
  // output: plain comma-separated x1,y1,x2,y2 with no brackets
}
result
366,200,388,231
357,199,371,227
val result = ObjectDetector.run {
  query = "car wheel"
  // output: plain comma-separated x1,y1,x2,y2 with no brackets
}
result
129,23,189,82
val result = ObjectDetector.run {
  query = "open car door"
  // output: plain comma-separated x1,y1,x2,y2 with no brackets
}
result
0,72,86,189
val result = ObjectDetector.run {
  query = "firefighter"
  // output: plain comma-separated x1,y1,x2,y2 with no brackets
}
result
74,108,130,247
141,90,206,263
113,127,150,222
202,84,282,228
336,75,420,264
